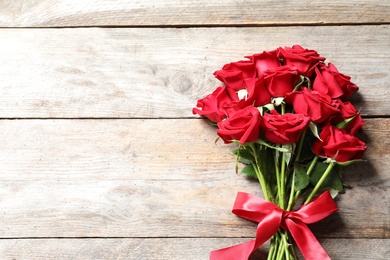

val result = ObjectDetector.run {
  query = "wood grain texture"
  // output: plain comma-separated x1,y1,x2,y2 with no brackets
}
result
0,26,388,118
0,118,388,238
0,238,388,260
0,0,388,27
1,0,388,258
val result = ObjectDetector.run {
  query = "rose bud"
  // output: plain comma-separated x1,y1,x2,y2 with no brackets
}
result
312,124,367,162
284,87,339,124
262,110,310,144
313,63,359,99
277,45,325,77
217,106,261,144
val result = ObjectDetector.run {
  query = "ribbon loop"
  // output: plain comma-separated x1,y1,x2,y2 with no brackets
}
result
210,191,338,260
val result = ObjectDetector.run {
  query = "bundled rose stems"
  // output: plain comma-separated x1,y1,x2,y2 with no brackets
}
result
193,45,367,260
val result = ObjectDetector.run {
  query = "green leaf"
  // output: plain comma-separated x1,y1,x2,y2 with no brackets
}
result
329,188,339,198
241,164,257,179
297,131,316,162
294,163,310,191
232,147,254,164
336,115,357,129
336,159,364,166
255,139,292,153
256,146,277,188
309,122,322,141
310,162,344,192
284,151,292,165
282,144,295,165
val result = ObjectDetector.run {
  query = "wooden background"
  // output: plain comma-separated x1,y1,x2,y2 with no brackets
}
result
0,1,389,259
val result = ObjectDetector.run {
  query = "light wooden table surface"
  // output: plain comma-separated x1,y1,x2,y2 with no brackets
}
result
0,1,389,259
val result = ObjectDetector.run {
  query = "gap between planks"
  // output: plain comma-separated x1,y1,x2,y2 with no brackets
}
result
0,115,388,120
1,21,389,29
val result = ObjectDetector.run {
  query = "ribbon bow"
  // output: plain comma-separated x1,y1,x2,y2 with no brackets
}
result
210,191,338,260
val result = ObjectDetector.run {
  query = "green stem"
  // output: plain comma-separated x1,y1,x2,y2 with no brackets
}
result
295,131,306,162
279,232,288,260
252,162,270,202
281,103,286,115
304,162,335,204
275,230,294,260
306,155,319,177
284,132,306,212
268,236,276,260
284,132,307,212
282,234,290,260
280,152,286,209
271,234,280,260
274,151,281,204
249,144,270,201
286,172,296,211
276,232,285,260
292,155,319,203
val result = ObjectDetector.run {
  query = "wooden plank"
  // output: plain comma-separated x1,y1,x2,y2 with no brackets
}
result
0,26,388,118
0,118,388,238
0,238,388,259
0,0,388,27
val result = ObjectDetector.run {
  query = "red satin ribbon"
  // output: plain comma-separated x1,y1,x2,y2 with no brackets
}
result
210,191,338,260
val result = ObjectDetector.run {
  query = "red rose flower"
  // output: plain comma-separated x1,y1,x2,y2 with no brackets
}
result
312,124,367,162
246,49,280,77
220,98,249,119
220,78,272,118
244,78,272,107
284,87,339,124
192,86,232,123
263,66,299,97
217,106,261,144
313,63,359,98
330,100,365,135
277,45,325,77
213,59,256,91
262,110,310,144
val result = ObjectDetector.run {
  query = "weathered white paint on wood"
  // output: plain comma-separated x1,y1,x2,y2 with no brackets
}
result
0,26,388,118
0,0,388,27
0,119,388,238
0,238,388,259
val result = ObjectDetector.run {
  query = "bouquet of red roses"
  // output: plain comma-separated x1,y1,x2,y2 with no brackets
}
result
193,45,367,260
